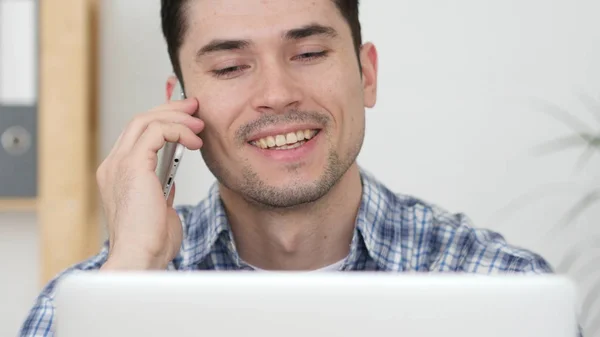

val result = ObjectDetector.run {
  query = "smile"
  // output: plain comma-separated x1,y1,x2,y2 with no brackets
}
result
249,129,320,150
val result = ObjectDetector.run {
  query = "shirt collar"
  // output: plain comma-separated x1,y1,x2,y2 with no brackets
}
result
343,169,405,271
182,167,404,271
179,184,233,266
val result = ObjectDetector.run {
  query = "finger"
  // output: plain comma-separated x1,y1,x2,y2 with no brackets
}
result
131,121,203,166
117,98,200,145
115,108,203,157
167,182,176,207
150,97,199,114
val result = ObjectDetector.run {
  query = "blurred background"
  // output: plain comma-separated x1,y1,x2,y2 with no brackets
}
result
1,0,599,335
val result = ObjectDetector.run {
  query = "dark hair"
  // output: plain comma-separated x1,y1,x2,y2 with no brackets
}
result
161,0,362,84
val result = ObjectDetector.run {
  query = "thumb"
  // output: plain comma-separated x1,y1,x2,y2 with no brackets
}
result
167,182,176,207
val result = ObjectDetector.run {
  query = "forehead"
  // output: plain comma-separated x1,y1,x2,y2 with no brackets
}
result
183,0,346,42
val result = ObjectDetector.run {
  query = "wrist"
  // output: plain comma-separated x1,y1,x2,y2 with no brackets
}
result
101,247,168,271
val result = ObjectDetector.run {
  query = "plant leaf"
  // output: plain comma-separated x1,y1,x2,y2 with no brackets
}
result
577,92,600,126
527,97,594,134
530,133,596,157
556,237,600,273
580,276,600,327
586,305,600,337
574,142,599,172
572,256,600,280
556,190,600,230
493,182,580,225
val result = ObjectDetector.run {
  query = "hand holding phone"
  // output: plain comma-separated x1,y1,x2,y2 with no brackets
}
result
96,79,203,271
155,80,187,199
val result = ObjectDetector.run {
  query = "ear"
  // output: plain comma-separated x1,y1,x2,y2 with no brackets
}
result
359,42,378,108
165,75,179,102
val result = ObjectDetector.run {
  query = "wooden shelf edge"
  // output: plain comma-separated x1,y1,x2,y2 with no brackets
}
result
0,198,37,212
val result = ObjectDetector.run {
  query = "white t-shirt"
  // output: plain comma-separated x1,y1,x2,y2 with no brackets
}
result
248,259,345,272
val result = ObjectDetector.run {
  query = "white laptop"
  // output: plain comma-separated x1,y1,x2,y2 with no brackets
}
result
54,272,579,337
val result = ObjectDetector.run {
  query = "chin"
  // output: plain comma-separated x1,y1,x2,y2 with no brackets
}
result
237,164,339,209
245,183,330,209
257,163,323,185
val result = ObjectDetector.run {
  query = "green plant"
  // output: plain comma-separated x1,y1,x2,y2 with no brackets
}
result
527,92,600,336
529,93,600,226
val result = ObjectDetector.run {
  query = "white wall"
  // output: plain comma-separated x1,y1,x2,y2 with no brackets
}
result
1,0,599,335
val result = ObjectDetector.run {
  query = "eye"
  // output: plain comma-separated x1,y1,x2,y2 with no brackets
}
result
211,65,250,78
293,50,329,61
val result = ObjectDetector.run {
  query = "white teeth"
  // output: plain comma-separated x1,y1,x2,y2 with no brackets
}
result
286,132,297,144
274,142,303,150
275,135,287,146
251,129,318,150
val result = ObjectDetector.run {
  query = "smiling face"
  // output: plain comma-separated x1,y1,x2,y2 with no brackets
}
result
177,0,377,208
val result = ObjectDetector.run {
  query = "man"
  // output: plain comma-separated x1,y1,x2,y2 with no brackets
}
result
19,0,554,336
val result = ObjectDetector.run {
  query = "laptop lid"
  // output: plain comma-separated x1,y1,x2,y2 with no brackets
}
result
54,272,579,337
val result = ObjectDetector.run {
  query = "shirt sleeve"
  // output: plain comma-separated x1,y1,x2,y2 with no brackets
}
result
440,212,555,274
18,295,56,337
17,205,194,337
18,242,110,337
445,216,585,336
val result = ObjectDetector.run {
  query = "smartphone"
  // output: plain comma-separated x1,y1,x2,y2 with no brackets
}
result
155,80,186,199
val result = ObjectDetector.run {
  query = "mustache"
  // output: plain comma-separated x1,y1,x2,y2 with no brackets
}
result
236,110,331,142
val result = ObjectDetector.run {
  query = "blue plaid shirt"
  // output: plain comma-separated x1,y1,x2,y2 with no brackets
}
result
19,168,555,337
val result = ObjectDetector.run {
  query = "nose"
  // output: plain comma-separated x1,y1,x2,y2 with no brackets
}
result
251,62,303,114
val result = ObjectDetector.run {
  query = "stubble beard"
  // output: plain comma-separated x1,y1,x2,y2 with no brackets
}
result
201,111,364,210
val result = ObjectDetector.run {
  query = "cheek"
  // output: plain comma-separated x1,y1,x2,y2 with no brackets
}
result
304,59,363,129
332,61,364,117
195,83,248,144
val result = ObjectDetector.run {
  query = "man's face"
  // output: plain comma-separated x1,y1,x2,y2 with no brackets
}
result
178,0,377,208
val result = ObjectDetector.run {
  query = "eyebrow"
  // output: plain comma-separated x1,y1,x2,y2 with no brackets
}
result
195,24,339,60
283,23,339,41
196,39,252,59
